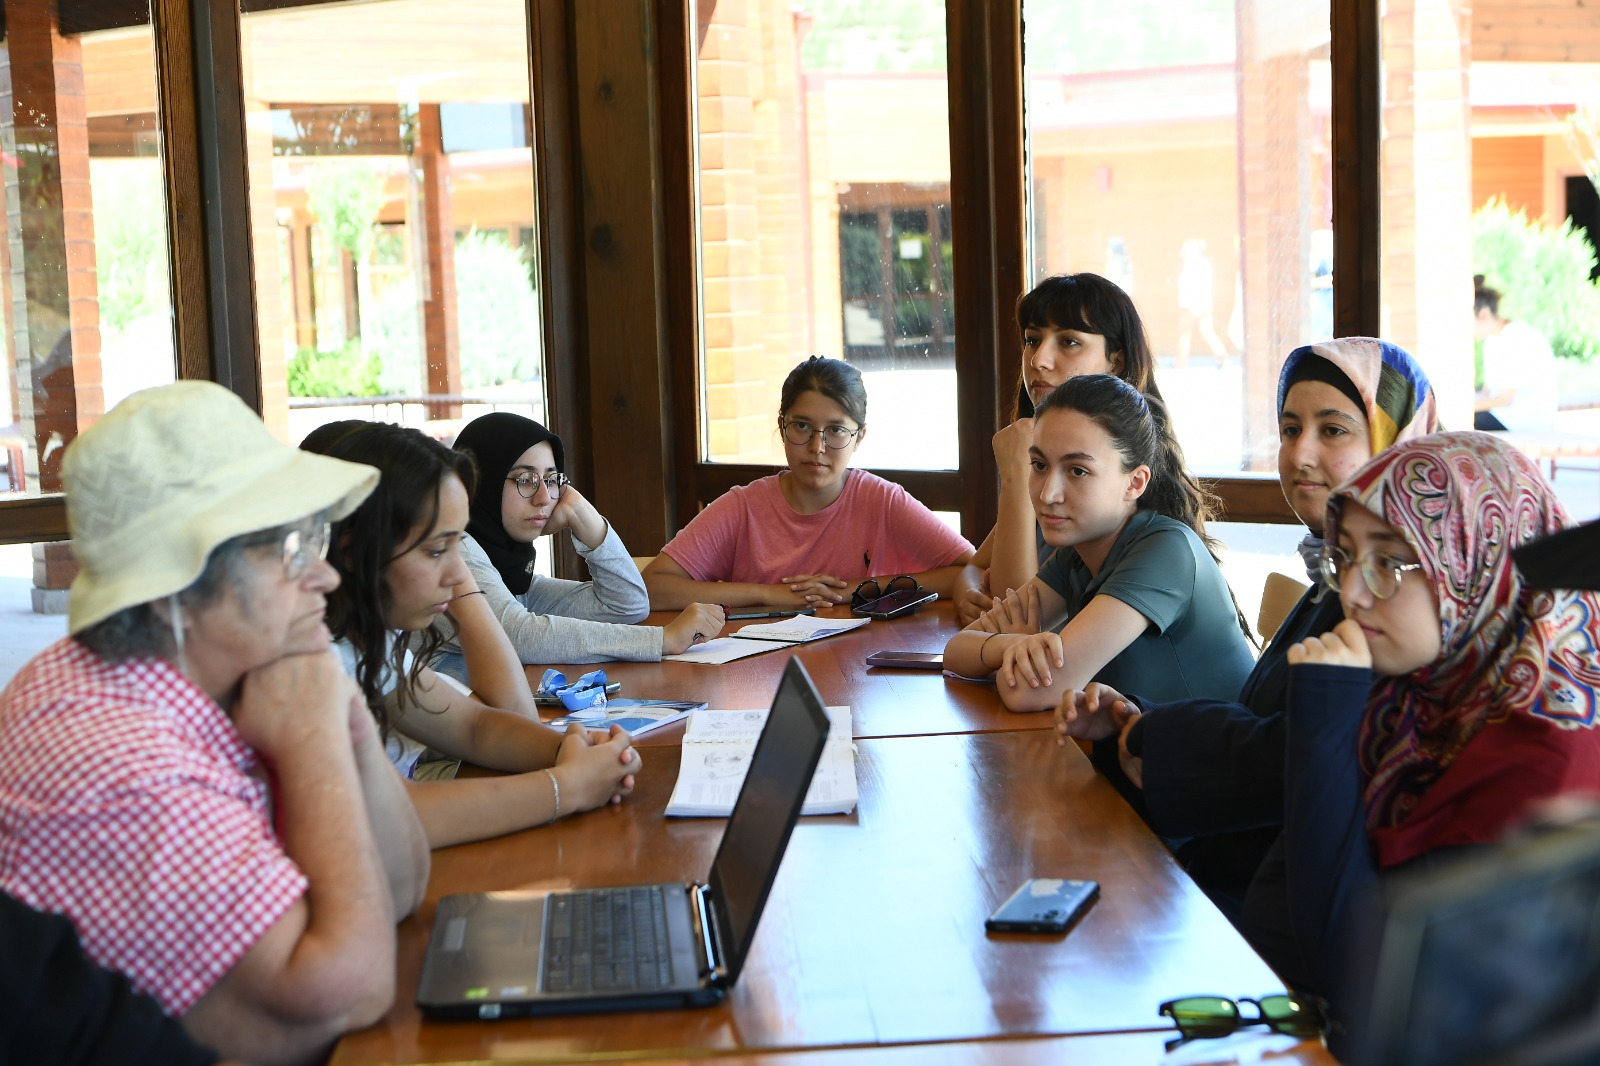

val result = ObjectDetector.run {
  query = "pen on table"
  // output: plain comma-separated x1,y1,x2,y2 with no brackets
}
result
724,607,817,621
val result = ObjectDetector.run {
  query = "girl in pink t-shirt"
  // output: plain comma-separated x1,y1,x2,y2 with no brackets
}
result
643,357,975,610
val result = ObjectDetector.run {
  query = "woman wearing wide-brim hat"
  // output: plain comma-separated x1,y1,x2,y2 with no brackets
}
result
0,381,428,1065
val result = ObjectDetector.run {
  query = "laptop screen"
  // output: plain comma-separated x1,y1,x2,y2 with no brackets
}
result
1368,820,1600,1065
705,657,830,985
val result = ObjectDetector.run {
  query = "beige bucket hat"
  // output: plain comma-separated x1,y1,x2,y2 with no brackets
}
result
62,381,379,634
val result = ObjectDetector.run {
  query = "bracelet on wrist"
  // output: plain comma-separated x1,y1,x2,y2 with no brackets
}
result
451,590,487,602
544,768,561,819
978,631,1000,667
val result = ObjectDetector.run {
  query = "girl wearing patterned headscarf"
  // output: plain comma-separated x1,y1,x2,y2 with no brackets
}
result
434,413,725,681
1278,431,1600,1037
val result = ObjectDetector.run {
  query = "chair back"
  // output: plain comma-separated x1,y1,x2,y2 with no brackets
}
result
1258,572,1310,643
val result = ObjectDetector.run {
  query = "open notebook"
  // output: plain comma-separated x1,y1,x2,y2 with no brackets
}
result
664,615,871,665
665,704,856,817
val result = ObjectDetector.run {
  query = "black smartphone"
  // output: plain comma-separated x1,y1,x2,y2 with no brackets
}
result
851,588,938,620
864,650,944,670
985,878,1099,935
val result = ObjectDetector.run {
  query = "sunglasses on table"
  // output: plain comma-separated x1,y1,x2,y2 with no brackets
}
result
1159,993,1326,1051
850,575,920,609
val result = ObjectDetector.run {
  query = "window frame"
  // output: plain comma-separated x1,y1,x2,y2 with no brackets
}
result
0,0,1381,551
0,0,258,545
663,0,1383,543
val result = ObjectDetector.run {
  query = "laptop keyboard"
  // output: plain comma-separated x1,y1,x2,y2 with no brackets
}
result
542,886,674,993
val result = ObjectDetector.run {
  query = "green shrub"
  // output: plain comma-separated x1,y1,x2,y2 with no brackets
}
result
1472,197,1600,363
453,230,541,388
287,340,383,398
93,162,170,336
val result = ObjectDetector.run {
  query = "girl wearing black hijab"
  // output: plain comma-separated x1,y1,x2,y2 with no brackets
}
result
434,413,724,680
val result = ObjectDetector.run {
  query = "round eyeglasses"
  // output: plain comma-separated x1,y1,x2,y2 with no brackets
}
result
508,472,568,500
1319,545,1425,601
779,418,862,450
280,521,331,583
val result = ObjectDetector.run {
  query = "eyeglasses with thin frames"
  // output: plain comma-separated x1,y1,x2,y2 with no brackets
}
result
280,521,331,583
1319,544,1425,601
779,418,862,450
507,472,569,500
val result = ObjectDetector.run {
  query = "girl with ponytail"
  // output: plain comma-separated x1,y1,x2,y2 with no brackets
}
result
954,272,1182,624
944,374,1254,712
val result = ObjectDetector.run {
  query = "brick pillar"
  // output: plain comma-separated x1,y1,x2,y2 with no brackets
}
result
804,68,843,361
416,105,461,420
1236,2,1312,471
291,212,316,352
0,160,14,429
247,104,290,439
237,25,291,438
751,3,808,379
700,3,765,461
1381,0,1474,425
0,1,105,613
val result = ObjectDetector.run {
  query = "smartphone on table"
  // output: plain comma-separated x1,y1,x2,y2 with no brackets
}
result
985,878,1099,934
851,587,938,620
864,651,944,670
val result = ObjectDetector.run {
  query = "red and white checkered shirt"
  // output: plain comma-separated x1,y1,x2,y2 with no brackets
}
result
0,638,307,1015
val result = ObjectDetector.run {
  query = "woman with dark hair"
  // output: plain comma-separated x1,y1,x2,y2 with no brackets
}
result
429,413,723,680
943,373,1253,711
642,355,975,610
953,272,1194,624
300,421,641,849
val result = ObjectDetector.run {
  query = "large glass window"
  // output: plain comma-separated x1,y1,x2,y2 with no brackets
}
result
1022,1,1333,475
695,0,956,472
1381,0,1600,520
3,17,177,502
238,0,547,446
3,14,179,612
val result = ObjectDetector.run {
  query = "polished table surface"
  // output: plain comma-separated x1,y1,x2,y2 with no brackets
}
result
330,731,1288,1065
646,1032,1332,1064
529,603,1053,745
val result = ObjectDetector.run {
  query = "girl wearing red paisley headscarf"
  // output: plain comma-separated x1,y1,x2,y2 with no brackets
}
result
1272,431,1600,1047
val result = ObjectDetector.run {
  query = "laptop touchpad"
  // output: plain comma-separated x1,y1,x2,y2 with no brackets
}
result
468,912,532,948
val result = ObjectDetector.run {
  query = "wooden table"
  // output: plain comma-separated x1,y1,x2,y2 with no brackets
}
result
657,1032,1332,1064
331,732,1293,1065
530,603,1054,745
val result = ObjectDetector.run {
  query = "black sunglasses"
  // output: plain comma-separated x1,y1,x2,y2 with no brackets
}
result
1159,993,1325,1051
851,574,919,608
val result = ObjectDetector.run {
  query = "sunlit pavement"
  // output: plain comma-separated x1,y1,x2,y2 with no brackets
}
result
0,544,67,688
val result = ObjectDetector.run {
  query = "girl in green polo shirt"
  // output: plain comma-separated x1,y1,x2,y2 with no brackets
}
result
944,374,1253,710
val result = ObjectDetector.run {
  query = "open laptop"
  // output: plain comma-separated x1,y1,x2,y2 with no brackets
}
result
416,656,830,1019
